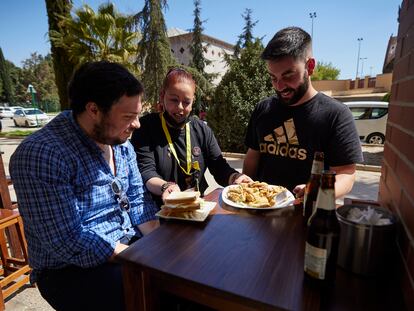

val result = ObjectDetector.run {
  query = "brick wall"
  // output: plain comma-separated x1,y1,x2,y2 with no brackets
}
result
379,0,414,308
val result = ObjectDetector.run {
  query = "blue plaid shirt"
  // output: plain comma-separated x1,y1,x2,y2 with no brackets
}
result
10,111,158,283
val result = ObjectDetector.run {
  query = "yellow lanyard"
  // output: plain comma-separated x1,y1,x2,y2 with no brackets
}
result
161,113,192,176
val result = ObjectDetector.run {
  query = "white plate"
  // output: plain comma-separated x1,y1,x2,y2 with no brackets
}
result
156,201,216,222
221,185,295,210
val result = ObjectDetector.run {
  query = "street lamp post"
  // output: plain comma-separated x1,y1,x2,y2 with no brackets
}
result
27,84,37,108
356,38,363,79
360,57,367,77
309,12,317,39
27,84,39,125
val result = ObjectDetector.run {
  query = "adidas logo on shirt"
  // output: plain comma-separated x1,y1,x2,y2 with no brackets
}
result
259,118,307,160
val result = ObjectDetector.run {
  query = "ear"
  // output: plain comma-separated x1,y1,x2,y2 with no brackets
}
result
85,102,100,120
307,58,316,75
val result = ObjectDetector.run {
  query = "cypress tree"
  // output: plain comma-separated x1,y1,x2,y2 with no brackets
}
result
189,0,212,115
209,10,272,153
190,0,210,75
136,0,175,108
45,0,76,110
233,9,257,58
0,47,14,103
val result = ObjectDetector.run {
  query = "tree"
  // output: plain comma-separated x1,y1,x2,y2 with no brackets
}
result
0,47,15,103
208,39,273,152
50,3,138,74
21,53,58,110
189,0,213,115
311,61,340,81
233,9,257,58
135,0,175,107
0,55,59,109
0,67,3,98
190,0,209,76
45,0,76,110
6,61,27,104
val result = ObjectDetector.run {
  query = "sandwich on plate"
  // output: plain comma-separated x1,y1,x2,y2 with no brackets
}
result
161,191,202,215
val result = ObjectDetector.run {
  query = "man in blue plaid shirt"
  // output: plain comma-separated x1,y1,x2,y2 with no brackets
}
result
10,61,159,311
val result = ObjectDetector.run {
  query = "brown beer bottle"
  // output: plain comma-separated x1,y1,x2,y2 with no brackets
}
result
304,170,340,285
303,151,324,224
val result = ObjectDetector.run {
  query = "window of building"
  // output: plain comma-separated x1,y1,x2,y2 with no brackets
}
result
180,47,185,54
171,49,175,53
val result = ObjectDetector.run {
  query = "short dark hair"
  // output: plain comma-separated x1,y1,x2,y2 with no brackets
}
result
261,27,312,61
68,61,144,116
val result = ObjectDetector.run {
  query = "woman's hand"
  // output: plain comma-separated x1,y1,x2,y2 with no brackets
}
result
161,183,181,202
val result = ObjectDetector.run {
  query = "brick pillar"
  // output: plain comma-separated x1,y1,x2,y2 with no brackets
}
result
379,0,414,308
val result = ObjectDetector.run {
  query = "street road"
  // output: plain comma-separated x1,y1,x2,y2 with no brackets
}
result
1,117,42,132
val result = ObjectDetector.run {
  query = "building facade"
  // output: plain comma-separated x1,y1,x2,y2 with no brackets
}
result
168,28,234,85
380,0,414,307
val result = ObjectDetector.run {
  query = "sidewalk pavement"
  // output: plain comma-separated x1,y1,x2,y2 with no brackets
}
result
1,138,381,310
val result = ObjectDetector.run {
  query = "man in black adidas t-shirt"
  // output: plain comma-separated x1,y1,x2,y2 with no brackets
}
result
243,27,363,198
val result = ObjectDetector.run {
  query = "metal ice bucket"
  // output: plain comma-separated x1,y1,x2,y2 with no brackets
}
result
336,204,396,276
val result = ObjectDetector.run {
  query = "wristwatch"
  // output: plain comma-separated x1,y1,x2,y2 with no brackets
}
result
161,181,176,194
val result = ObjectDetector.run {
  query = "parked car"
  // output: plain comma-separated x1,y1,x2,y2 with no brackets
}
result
10,106,24,114
344,101,388,144
13,108,50,127
0,107,14,119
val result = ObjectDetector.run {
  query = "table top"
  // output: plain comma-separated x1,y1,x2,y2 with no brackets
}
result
118,189,405,310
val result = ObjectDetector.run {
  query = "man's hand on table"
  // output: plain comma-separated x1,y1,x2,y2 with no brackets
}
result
293,184,306,199
230,173,253,185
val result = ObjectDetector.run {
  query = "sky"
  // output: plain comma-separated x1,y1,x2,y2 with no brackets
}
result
0,0,401,80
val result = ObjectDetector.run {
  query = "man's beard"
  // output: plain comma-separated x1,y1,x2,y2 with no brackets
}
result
92,118,126,146
163,111,188,128
277,72,310,106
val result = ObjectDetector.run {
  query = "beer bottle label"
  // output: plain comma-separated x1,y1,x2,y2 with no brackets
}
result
304,242,327,279
311,160,323,175
315,188,335,211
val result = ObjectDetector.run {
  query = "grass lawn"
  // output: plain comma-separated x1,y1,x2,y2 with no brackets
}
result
0,130,36,138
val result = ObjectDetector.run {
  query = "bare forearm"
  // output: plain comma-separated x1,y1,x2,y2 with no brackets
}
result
243,149,260,179
331,164,357,199
109,242,129,261
334,173,355,198
138,219,160,235
146,177,168,196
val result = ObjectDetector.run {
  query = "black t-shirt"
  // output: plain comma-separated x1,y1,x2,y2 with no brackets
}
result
131,113,237,205
245,93,363,191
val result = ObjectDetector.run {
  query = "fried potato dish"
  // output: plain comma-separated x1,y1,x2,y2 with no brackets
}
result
226,181,287,208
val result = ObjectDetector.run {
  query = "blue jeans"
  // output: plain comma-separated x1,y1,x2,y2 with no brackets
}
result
37,263,125,311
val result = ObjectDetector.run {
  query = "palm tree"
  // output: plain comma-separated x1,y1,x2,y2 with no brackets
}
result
50,3,139,74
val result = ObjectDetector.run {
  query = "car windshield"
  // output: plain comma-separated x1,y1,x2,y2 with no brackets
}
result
24,109,44,115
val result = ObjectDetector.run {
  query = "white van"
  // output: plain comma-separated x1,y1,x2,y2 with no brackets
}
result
344,101,388,144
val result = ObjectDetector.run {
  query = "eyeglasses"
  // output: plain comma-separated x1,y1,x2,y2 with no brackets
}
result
111,178,130,213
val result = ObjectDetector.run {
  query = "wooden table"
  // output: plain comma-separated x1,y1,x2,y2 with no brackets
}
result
118,189,405,311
